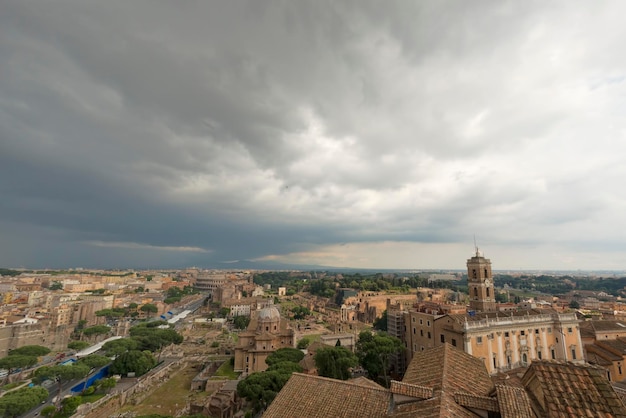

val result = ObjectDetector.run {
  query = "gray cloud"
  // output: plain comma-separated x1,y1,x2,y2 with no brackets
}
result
1,1,626,270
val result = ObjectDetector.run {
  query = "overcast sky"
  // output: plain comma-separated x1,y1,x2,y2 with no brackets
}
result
1,1,626,271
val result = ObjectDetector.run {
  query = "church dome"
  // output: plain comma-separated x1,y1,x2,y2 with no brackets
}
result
258,306,281,321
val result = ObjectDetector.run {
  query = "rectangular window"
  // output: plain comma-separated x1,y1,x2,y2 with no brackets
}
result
452,339,457,347
412,317,415,323
477,336,483,344
520,330,525,336
419,319,423,325
493,357,497,368
551,349,556,360
427,320,430,326
537,350,542,360
572,349,576,360
440,334,445,343
504,332,509,338
567,327,573,333
548,327,552,333
420,330,423,337
413,327,416,334
428,332,431,339
535,329,539,334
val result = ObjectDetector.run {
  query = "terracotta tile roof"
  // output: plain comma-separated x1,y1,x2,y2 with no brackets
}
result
597,338,626,356
614,384,626,405
453,392,499,412
586,343,623,363
305,341,326,355
586,350,615,366
522,360,626,417
262,373,391,418
349,376,385,389
494,384,534,418
390,380,433,399
584,320,626,332
393,343,494,418
403,343,494,396
298,353,316,372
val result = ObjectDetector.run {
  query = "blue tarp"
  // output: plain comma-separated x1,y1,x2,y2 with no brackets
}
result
70,366,109,393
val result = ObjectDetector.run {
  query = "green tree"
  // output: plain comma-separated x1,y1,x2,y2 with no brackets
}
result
0,386,48,418
218,307,230,318
236,370,291,412
0,355,37,380
314,346,358,380
110,350,156,376
95,309,125,319
569,300,581,309
495,292,509,303
290,306,311,320
233,315,250,330
41,405,56,417
140,303,158,314
77,355,110,369
82,325,111,338
34,363,91,404
57,395,82,418
164,297,181,304
373,310,388,331
68,341,90,351
94,377,117,393
102,338,139,357
356,331,403,386
296,338,310,349
49,281,63,291
265,348,304,367
266,361,303,374
9,345,51,357
129,325,183,352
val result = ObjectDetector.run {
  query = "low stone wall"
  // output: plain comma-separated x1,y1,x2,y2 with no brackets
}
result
71,357,189,418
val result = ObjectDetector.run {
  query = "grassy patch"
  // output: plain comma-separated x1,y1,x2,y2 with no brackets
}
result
1,382,23,390
126,364,200,416
303,334,321,342
213,359,239,380
80,394,106,404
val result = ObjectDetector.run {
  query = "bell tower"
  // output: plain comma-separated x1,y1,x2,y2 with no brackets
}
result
467,246,496,312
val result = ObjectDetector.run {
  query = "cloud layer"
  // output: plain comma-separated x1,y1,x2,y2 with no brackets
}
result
1,1,626,270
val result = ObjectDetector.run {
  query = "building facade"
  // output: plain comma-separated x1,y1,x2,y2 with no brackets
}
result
400,249,585,375
234,307,295,374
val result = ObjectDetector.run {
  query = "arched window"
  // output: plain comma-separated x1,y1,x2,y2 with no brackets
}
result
522,353,527,363
486,288,490,297
484,268,488,277
474,288,478,297
472,269,477,279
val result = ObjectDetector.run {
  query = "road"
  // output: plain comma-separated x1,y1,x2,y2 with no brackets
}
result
20,364,108,418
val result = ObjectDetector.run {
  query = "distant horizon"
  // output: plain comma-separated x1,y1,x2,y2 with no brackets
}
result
3,263,626,276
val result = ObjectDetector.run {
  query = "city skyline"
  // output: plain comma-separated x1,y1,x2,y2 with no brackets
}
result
2,2,626,271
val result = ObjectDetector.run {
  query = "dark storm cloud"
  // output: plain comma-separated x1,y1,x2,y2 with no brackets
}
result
1,1,626,269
